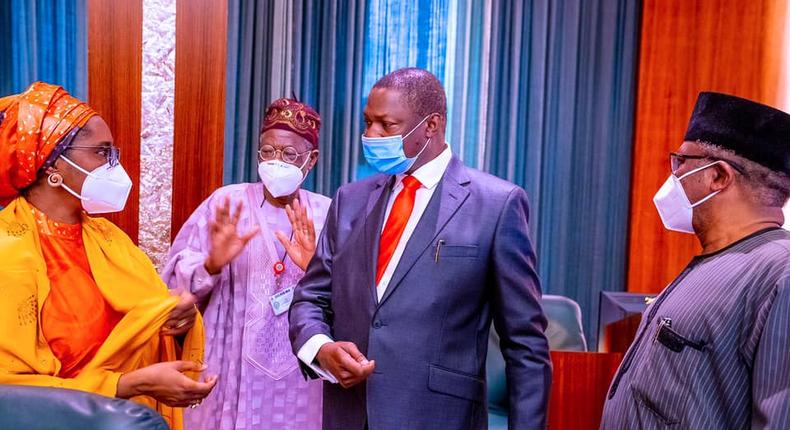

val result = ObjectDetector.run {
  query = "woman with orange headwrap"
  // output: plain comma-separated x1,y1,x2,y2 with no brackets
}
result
0,82,216,429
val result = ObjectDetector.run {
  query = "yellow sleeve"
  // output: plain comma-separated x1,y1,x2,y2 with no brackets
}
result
0,369,122,398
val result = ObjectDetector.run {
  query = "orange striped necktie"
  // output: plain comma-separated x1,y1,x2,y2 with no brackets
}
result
376,175,422,285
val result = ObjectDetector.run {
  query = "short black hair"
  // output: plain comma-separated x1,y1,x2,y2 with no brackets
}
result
372,67,447,118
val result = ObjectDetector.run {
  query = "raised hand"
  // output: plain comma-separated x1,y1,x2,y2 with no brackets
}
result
274,199,317,271
204,196,260,275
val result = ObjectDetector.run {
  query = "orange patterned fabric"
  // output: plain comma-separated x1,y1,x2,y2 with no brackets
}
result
0,82,97,206
261,98,321,148
32,205,123,378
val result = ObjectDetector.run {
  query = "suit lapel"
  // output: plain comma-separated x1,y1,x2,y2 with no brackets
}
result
378,157,471,307
361,175,394,303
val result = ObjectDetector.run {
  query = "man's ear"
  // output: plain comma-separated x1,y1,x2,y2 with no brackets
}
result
709,161,737,192
424,113,442,138
306,149,319,171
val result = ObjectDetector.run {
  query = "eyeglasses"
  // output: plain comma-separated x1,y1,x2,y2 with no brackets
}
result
67,145,121,167
258,145,312,164
669,152,745,175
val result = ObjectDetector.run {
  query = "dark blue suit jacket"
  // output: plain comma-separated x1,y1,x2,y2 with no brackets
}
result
289,156,552,429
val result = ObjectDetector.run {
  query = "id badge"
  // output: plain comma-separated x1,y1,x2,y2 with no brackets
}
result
270,287,294,316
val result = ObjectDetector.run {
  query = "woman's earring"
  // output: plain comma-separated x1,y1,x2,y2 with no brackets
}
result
47,172,63,187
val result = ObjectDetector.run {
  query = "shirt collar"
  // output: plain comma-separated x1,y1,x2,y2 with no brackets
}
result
395,144,452,190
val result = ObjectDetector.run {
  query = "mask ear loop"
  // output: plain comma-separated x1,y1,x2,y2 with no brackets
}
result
57,155,92,201
60,154,93,176
402,114,433,140
677,160,721,181
678,160,724,208
293,154,311,186
403,114,435,161
297,154,312,171
689,189,721,208
411,137,432,161
58,179,88,201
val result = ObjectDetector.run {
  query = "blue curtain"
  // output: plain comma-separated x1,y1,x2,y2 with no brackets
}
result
224,0,281,185
224,0,641,346
356,0,452,179
0,0,87,99
292,0,368,193
483,0,641,346
224,0,451,192
225,0,368,195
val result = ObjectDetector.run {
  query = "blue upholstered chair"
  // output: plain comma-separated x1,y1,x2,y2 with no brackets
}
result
542,294,588,352
0,385,169,430
487,294,587,428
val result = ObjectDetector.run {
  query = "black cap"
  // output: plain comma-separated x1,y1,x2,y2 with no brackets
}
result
684,92,790,175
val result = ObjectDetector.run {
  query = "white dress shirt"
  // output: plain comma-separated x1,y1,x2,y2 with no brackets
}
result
296,145,453,382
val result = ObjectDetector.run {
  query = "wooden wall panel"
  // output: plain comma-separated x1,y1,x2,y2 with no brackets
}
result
548,351,623,429
87,0,143,243
627,0,786,293
171,0,228,239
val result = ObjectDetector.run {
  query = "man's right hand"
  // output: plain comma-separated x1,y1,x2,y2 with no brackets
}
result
204,196,260,274
315,341,375,388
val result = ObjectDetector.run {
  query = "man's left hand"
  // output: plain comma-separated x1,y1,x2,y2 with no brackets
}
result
161,288,198,336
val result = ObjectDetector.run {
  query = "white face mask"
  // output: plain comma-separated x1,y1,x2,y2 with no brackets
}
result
59,155,133,214
258,157,310,198
653,161,722,234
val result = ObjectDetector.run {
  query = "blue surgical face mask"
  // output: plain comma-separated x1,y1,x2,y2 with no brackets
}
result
361,115,432,174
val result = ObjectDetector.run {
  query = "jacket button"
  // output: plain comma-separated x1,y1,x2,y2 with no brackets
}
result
373,321,382,329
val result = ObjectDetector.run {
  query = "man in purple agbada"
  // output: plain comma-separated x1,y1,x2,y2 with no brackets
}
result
162,98,329,430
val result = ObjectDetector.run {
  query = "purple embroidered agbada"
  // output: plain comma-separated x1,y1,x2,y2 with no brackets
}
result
162,182,330,430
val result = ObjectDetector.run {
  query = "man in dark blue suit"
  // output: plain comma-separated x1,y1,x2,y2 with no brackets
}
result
289,67,551,429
